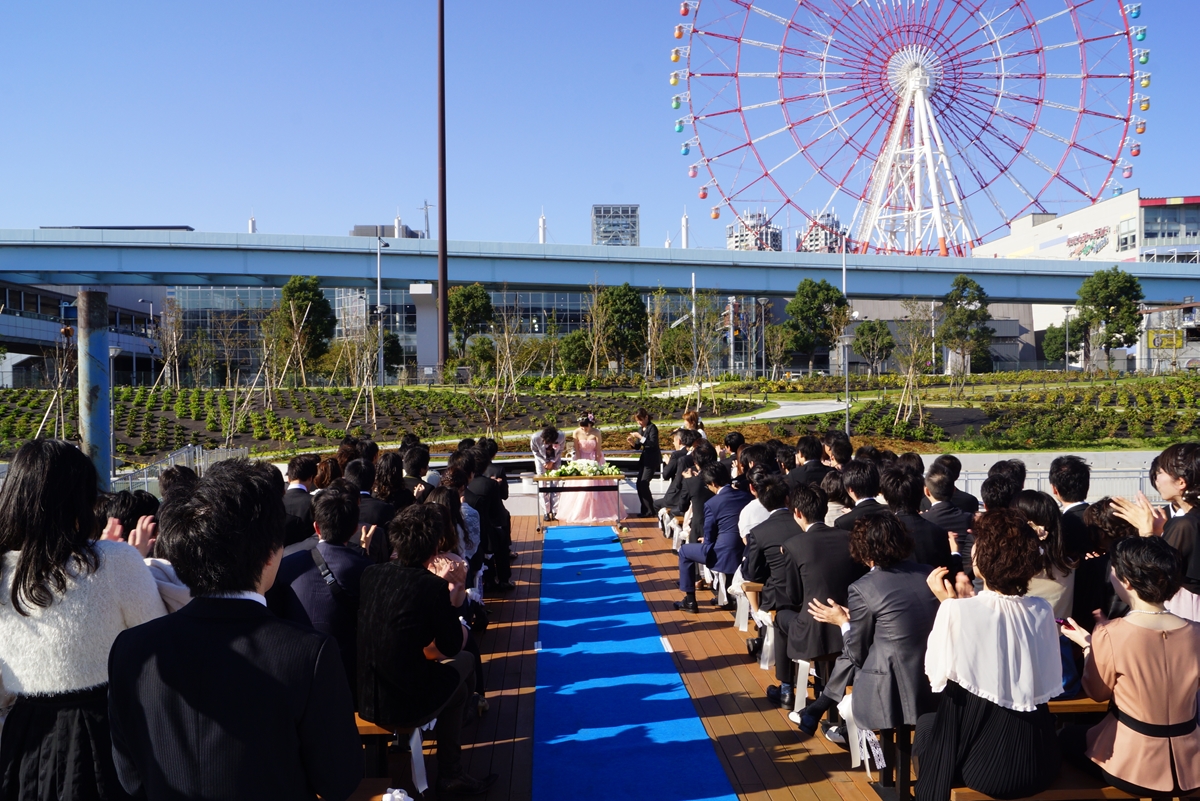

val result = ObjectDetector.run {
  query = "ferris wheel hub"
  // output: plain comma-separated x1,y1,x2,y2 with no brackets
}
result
887,45,944,97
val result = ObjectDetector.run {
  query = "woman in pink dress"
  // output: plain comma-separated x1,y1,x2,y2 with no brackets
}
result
555,412,624,524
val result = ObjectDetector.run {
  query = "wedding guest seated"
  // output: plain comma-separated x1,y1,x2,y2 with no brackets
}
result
914,509,1062,801
0,440,166,800
1049,455,1091,559
929,454,979,515
373,451,417,512
988,458,1027,491
109,459,362,801
880,466,952,571
283,453,319,548
922,464,975,582
358,505,497,796
789,434,831,490
674,462,751,613
348,459,397,564
979,473,1018,511
768,485,866,709
312,456,342,493
821,470,853,526
1071,499,1134,628
823,431,852,471
796,513,940,739
356,437,380,465
158,464,198,497
1058,537,1200,798
741,471,799,657
834,459,885,529
896,451,925,477
268,480,373,701
679,440,718,545
654,429,688,514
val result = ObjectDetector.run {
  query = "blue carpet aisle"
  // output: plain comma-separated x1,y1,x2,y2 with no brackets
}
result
532,525,739,801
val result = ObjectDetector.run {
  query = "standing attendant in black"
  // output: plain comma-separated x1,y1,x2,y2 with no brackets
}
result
108,459,363,801
629,408,661,517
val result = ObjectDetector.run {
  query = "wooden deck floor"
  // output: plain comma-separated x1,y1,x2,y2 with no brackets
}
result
360,515,878,801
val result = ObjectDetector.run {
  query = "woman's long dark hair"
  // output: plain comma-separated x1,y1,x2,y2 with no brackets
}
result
0,439,100,615
424,486,467,553
1012,489,1075,579
373,451,415,511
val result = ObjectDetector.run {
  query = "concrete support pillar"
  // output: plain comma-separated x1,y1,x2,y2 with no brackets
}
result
77,291,111,490
410,283,439,379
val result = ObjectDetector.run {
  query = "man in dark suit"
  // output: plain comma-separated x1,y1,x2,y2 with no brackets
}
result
654,429,688,513
465,448,513,591
674,462,752,613
283,453,319,547
358,505,498,796
787,435,832,491
742,473,802,656
930,454,980,515
833,459,886,529
402,445,435,500
476,440,514,561
268,481,373,702
1049,454,1091,559
880,466,954,572
922,464,976,582
629,407,661,517
346,459,397,564
109,459,363,801
719,431,745,470
769,484,868,708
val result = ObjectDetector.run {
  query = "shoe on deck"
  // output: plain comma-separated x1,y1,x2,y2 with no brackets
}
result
673,598,699,614
766,684,794,709
436,771,499,796
788,710,820,737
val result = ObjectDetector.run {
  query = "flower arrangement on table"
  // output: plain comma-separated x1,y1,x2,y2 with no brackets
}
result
546,459,623,478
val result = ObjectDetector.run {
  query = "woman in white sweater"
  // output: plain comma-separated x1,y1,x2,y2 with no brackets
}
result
0,440,166,801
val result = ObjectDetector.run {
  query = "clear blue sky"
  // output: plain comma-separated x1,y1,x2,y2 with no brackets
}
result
0,0,1194,250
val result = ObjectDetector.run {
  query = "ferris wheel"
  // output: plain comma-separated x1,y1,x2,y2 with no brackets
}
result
671,0,1146,256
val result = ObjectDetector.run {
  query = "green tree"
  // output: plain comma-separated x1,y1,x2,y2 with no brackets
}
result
784,278,847,374
558,329,592,373
448,283,495,358
938,275,993,391
466,335,496,378
594,283,648,368
1076,266,1144,369
659,324,694,373
1041,322,1080,366
279,276,337,361
851,318,895,376
382,330,405,375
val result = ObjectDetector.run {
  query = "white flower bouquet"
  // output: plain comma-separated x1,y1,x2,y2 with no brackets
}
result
547,459,623,478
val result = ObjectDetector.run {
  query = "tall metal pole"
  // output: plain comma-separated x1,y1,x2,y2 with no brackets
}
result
691,272,699,409
78,291,111,490
436,0,449,377
1063,307,1070,372
842,235,850,434
376,233,385,387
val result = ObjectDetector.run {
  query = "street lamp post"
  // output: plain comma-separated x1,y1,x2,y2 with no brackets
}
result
138,298,155,386
436,0,449,378
376,232,390,387
1062,306,1072,371
109,345,121,479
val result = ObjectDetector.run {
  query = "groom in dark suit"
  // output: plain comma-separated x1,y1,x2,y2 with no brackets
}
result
108,459,363,801
629,407,661,517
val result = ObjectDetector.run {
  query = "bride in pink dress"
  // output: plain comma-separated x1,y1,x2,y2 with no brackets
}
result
555,412,624,524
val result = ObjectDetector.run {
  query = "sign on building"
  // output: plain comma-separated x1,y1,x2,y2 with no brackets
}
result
1148,329,1184,349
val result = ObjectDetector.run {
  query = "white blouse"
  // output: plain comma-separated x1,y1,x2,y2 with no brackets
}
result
0,540,167,696
924,590,1062,712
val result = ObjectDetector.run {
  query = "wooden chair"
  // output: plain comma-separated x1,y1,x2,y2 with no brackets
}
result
948,763,1136,801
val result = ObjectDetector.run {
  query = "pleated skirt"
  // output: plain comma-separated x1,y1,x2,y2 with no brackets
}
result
914,681,1060,801
0,686,130,801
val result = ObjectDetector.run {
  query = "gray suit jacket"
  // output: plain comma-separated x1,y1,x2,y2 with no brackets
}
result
837,561,940,731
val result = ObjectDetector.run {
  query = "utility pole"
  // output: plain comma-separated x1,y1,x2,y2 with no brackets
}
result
436,0,449,376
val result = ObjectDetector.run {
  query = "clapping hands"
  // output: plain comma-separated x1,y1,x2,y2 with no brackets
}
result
926,566,973,602
100,515,157,558
807,597,850,627
1111,492,1167,537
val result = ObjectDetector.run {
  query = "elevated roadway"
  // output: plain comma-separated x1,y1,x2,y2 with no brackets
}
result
0,228,1193,303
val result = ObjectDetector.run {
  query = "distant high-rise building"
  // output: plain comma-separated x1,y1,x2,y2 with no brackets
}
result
591,205,640,247
797,211,846,253
726,211,782,251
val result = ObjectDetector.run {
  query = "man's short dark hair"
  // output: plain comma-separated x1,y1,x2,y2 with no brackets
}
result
468,446,493,472
403,445,430,478
691,440,718,470
677,429,699,448
773,444,795,474
789,484,828,524
400,433,421,450
540,426,560,444
446,449,477,477
841,459,880,500
932,454,963,483
896,452,924,476
796,435,823,463
356,438,379,464
157,459,286,595
981,474,1018,510
287,454,319,483
477,438,500,459
312,482,359,545
880,467,923,514
388,504,448,568
756,475,789,512
988,459,1026,490
854,445,882,465
702,461,731,489
925,464,955,502
829,437,853,466
457,438,476,452
723,432,746,453
97,490,158,537
343,459,375,494
158,465,198,498
1049,455,1090,503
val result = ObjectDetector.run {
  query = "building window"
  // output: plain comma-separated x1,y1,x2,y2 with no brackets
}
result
1117,217,1137,252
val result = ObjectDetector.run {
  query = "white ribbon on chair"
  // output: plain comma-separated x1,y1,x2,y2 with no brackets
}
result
837,694,885,779
408,726,429,794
